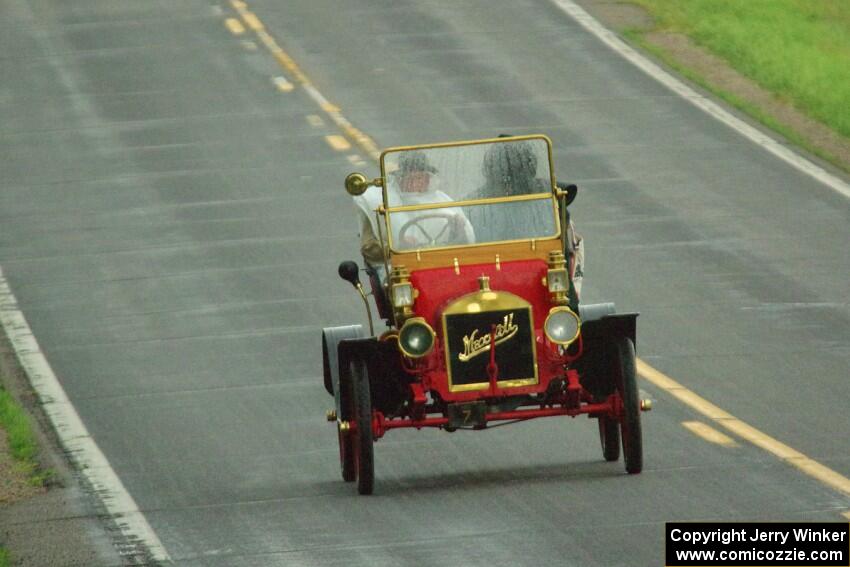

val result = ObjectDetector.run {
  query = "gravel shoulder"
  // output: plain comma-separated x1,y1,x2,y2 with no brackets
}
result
0,333,125,566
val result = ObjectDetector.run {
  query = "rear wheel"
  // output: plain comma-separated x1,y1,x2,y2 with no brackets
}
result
598,415,620,462
614,337,642,474
351,357,374,495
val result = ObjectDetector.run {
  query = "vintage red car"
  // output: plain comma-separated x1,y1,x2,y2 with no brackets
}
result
322,135,649,494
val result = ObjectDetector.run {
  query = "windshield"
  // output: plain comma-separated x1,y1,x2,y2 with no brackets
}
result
381,137,558,252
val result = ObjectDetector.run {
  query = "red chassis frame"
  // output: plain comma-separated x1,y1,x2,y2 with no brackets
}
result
370,372,625,440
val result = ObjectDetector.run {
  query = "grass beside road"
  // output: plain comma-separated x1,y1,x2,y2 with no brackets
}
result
628,0,850,146
0,385,50,487
0,387,37,465
0,384,49,567
0,387,32,567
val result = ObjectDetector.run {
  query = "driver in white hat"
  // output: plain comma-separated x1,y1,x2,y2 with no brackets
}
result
353,151,474,283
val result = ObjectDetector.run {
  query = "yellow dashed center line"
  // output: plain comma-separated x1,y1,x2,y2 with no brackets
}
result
227,0,850,502
325,135,352,151
639,360,850,497
306,114,325,127
224,17,245,35
241,11,264,31
682,421,737,447
229,0,381,161
273,76,294,92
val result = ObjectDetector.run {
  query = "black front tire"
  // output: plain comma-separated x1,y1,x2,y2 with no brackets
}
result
598,415,620,462
351,358,375,495
615,337,642,474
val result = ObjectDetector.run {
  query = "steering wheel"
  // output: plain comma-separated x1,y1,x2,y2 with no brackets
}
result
398,213,459,247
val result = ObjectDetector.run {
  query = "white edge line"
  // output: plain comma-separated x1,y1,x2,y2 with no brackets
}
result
0,267,171,563
550,0,850,200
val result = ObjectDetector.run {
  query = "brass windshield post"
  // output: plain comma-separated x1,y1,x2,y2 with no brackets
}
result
559,191,568,253
374,206,391,296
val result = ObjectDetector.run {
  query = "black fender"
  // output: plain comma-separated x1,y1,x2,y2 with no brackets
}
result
338,337,412,418
335,336,375,421
322,325,364,413
579,302,637,346
575,303,639,398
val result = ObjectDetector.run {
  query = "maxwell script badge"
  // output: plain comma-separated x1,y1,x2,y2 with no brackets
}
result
458,313,518,362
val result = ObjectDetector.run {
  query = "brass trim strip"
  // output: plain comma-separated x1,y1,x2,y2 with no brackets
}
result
449,376,538,393
379,133,555,169
392,239,560,271
385,194,561,253
388,226,562,258
385,193,556,213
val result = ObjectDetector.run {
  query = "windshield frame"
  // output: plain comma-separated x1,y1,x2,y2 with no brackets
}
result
379,135,560,254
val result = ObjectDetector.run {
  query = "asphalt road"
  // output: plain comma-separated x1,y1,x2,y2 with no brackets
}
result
1,0,849,565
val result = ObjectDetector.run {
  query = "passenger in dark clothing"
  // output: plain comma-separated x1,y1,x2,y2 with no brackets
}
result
465,139,557,243
464,137,584,299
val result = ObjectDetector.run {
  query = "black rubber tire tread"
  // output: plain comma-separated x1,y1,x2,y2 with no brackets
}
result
351,358,375,495
598,416,620,462
322,335,333,395
339,423,355,482
616,337,642,474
